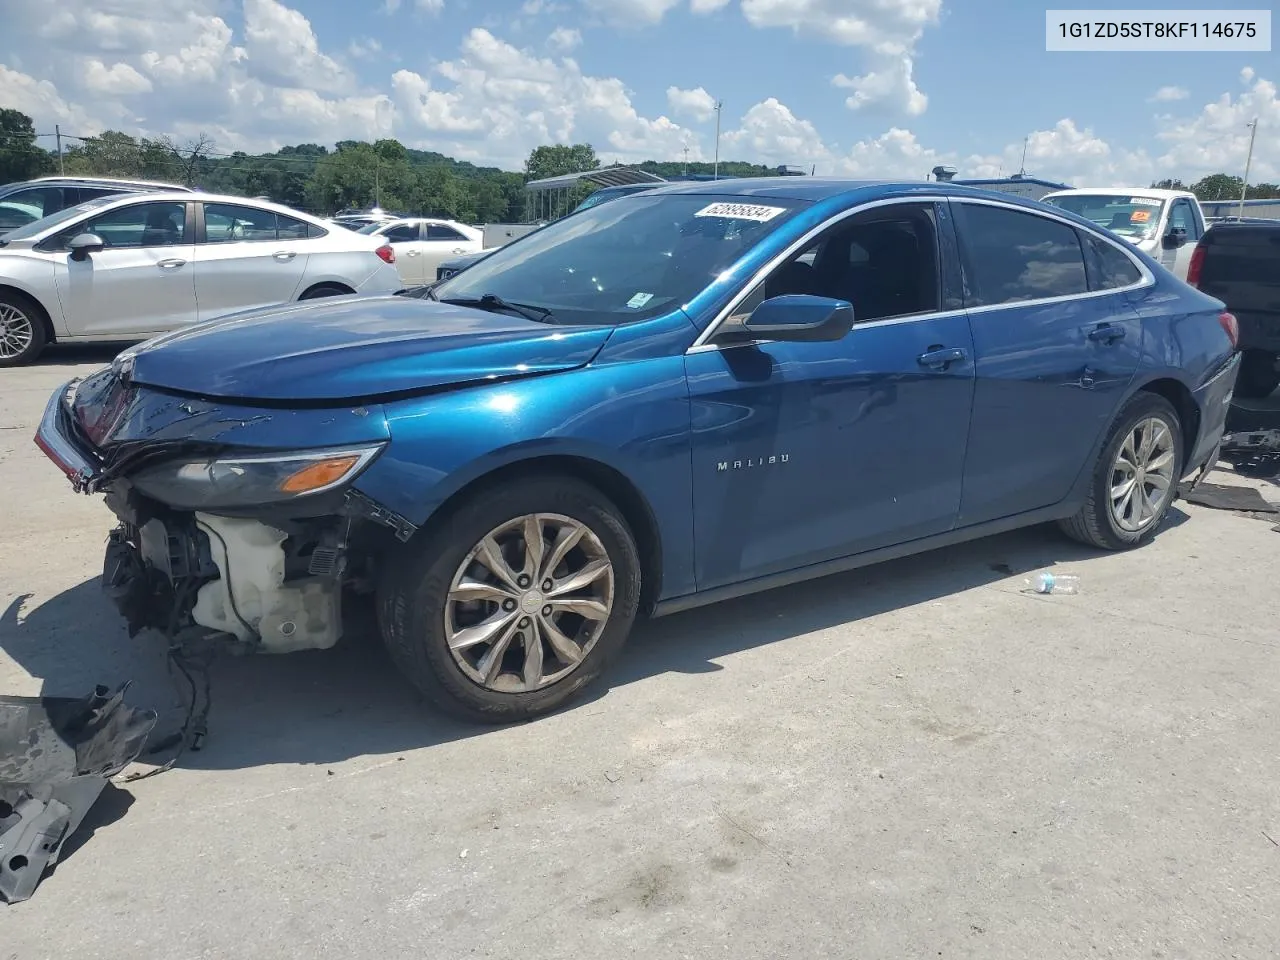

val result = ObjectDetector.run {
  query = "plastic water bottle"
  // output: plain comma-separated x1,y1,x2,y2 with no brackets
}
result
1025,572,1080,595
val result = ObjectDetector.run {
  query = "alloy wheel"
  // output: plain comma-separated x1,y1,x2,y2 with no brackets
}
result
0,303,34,360
444,513,616,693
1109,416,1176,533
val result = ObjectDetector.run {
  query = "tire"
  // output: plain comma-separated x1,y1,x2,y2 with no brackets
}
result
299,284,352,301
1058,392,1184,550
377,475,642,723
0,290,49,367
1235,349,1280,400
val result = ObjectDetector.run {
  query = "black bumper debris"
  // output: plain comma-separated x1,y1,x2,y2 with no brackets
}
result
0,684,157,904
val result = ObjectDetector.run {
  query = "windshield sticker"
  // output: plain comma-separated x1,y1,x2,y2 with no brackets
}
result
1130,197,1162,206
694,202,786,222
626,292,654,309
1130,210,1152,222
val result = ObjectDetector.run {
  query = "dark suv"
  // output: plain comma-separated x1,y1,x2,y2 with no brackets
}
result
1189,220,1280,398
0,176,193,236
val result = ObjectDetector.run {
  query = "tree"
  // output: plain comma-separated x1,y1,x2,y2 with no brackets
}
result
523,143,599,181
1150,178,1186,190
0,109,54,184
1191,173,1244,201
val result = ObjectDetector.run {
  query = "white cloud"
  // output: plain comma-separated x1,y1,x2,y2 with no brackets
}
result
1154,68,1279,183
383,0,402,12
666,85,717,122
348,37,384,59
390,27,697,165
416,0,444,13
82,59,153,95
547,26,582,51
579,0,683,24
1149,85,1189,102
720,98,831,166
832,55,926,116
241,0,352,95
690,0,732,10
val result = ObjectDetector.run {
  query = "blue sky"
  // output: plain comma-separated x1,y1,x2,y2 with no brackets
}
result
0,0,1274,184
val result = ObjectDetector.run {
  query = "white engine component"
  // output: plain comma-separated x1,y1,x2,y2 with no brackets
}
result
190,513,342,654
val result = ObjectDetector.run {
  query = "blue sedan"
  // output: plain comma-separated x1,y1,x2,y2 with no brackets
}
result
36,179,1241,722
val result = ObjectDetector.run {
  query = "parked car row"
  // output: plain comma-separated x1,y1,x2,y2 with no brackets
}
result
0,189,404,365
33,177,1241,725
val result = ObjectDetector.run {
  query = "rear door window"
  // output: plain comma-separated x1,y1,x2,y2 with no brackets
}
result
958,204,1090,305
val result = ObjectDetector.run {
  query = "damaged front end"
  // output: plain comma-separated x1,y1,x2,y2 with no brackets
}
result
35,365,418,656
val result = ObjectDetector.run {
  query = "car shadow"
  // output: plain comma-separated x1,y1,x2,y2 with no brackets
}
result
0,512,1189,773
31,343,137,368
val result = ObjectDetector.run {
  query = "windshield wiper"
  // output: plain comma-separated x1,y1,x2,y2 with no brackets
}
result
440,293,555,324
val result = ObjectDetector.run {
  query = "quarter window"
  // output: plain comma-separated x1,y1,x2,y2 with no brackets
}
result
960,204,1089,305
58,200,188,248
1086,235,1142,290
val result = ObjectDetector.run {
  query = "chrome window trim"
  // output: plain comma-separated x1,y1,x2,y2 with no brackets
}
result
687,195,951,352
687,193,1159,355
946,196,1156,314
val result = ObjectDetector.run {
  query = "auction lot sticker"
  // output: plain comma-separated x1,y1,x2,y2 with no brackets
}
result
695,203,786,222
1046,10,1271,51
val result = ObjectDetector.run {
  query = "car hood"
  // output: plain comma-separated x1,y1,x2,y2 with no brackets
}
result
123,294,615,403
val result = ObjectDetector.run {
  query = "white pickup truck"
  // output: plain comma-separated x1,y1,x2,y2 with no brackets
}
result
1040,187,1205,282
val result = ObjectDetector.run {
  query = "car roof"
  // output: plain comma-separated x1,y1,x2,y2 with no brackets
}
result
20,176,193,191
1042,187,1195,200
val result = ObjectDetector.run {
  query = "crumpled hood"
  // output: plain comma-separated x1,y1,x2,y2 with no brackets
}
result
123,294,614,402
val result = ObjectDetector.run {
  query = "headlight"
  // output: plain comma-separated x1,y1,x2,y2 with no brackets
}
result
129,443,385,510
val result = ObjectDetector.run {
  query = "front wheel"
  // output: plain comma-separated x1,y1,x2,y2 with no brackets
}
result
378,476,642,723
1059,392,1184,550
0,291,48,367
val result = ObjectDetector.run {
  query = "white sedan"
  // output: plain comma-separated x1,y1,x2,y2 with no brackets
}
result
358,218,484,285
0,191,404,366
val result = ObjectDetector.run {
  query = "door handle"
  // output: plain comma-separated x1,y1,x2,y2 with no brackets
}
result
452,247,465,254
156,259,186,269
273,251,296,261
917,346,968,369
1087,323,1126,344
404,249,420,256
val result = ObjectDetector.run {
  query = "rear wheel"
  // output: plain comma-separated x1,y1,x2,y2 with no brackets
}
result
378,476,642,723
1059,392,1183,550
1236,349,1280,400
0,291,48,367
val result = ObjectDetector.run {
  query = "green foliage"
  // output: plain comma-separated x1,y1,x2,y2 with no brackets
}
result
0,109,54,182
523,143,599,182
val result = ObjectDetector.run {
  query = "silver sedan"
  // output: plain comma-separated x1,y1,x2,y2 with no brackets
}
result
0,191,404,365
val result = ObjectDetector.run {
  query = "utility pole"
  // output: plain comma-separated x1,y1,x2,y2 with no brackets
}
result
55,124,64,175
1238,117,1258,219
682,143,689,176
1019,136,1028,176
713,99,723,181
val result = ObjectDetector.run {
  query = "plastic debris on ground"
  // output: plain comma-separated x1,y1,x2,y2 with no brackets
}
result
1024,573,1080,595
0,683,158,904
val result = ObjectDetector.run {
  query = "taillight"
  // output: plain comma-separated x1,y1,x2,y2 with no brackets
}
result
1218,311,1239,349
375,244,395,264
1186,244,1205,287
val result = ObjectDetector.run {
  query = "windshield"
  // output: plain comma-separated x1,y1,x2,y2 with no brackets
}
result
356,222,385,235
1042,193,1165,240
432,193,807,325
1,196,120,242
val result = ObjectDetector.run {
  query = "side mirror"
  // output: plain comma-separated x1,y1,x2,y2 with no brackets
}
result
68,233,105,261
742,294,855,343
1162,227,1187,250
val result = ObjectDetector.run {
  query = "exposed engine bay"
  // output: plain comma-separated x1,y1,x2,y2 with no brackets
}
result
100,483,397,655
